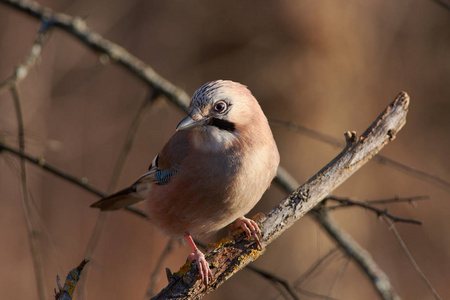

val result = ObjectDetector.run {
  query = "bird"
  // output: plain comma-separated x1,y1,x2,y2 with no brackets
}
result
90,80,280,284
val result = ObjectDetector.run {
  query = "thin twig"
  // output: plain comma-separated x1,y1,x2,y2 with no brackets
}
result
367,195,429,205
382,216,442,300
275,167,400,300
11,84,48,300
313,206,401,300
146,239,175,298
251,262,344,300
0,20,49,92
246,265,300,300
79,91,158,299
326,256,350,298
292,247,341,288
324,196,422,225
269,118,450,193
108,90,159,192
0,141,149,218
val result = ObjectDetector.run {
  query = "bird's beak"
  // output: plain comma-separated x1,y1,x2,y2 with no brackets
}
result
176,114,208,131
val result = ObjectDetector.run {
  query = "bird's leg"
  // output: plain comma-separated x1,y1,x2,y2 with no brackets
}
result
184,233,212,285
230,216,263,250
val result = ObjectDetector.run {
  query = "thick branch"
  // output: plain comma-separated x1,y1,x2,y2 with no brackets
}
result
153,93,409,298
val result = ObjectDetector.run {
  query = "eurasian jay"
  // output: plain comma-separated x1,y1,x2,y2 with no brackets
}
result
91,80,280,284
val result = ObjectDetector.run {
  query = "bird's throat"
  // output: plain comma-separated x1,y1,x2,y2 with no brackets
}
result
191,126,238,152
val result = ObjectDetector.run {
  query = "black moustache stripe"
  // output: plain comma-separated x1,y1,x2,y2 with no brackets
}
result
209,117,236,132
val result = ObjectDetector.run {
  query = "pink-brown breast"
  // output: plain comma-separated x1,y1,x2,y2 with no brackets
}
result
147,128,279,238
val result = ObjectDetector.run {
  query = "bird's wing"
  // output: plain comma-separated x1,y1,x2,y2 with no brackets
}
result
90,131,190,211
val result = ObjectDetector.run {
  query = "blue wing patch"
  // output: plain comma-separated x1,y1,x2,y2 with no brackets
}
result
155,169,178,185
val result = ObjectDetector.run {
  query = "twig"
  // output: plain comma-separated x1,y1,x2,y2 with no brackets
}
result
382,216,442,300
79,91,158,300
292,247,341,289
269,119,450,193
152,92,410,298
11,82,48,300
367,195,428,206
313,206,401,300
246,265,300,300
54,259,89,300
326,256,350,298
2,0,191,112
146,239,176,298
107,90,159,192
0,20,49,93
84,91,157,257
0,141,149,218
250,264,343,300
324,196,422,225
275,166,400,300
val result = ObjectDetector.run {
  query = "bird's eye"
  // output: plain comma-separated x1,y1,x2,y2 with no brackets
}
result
213,101,227,113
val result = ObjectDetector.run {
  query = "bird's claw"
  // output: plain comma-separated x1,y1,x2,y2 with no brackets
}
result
231,216,263,250
187,250,212,285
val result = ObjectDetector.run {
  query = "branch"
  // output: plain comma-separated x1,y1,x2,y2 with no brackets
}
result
269,119,450,193
382,216,442,300
0,140,148,219
324,195,422,225
11,83,48,300
1,0,191,112
152,92,409,298
313,208,401,300
0,20,49,93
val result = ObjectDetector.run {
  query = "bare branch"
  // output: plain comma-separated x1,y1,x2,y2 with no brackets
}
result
293,247,341,288
270,119,450,193
2,0,191,112
0,141,149,218
146,239,176,298
11,83,48,300
246,265,300,300
367,195,429,205
313,207,401,300
152,93,409,298
324,195,422,225
78,91,159,299
326,256,350,298
0,20,49,93
382,216,442,300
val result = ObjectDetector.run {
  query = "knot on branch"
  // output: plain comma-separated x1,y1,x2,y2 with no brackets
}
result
344,131,357,146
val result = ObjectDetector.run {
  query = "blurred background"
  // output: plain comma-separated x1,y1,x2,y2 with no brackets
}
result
1,0,449,299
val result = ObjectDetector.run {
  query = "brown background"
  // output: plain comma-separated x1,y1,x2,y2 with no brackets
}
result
0,1,449,299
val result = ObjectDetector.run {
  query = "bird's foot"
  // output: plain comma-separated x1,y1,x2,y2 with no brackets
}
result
230,216,263,250
187,249,212,285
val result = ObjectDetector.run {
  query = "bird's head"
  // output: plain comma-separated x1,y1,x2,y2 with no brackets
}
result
176,80,267,152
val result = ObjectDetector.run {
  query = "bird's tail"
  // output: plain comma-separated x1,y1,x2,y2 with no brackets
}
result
90,185,146,211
